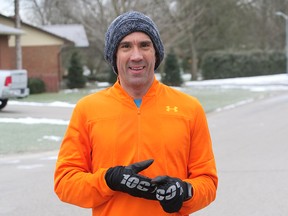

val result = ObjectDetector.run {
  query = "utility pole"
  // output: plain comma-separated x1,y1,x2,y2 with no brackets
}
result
15,0,22,69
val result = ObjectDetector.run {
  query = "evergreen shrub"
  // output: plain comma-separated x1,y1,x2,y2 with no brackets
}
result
28,78,46,94
67,52,86,88
161,50,183,86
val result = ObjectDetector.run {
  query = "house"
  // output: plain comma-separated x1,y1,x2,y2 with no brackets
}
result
0,23,24,69
0,14,88,92
42,24,89,47
42,24,90,77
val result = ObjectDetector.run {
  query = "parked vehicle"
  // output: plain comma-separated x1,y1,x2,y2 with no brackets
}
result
0,69,29,110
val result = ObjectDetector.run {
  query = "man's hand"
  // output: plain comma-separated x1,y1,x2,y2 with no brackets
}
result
151,176,192,213
105,159,157,200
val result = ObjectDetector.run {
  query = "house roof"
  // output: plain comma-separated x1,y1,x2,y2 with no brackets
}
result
42,24,89,47
0,14,74,45
0,23,24,35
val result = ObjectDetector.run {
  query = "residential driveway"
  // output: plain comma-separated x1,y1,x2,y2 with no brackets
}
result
0,92,287,216
193,92,288,216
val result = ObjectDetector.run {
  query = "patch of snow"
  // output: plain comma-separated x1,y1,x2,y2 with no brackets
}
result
40,156,57,161
8,101,75,108
96,82,110,87
38,135,62,142
0,117,69,125
185,74,288,88
215,98,256,112
17,164,44,169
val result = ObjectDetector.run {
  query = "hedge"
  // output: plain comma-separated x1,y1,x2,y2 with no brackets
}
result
201,51,286,79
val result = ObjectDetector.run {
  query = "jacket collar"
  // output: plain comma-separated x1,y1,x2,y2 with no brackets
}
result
112,76,159,100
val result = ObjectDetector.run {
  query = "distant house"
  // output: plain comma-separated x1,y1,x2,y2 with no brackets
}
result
0,14,89,92
42,24,89,47
42,24,90,77
0,23,24,69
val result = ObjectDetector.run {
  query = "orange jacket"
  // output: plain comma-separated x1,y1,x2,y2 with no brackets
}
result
54,78,218,216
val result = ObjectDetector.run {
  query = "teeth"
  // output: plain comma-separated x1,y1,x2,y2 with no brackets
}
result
130,66,144,70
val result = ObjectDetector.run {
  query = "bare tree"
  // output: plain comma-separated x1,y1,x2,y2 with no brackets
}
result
20,0,285,80
145,0,207,80
248,0,288,50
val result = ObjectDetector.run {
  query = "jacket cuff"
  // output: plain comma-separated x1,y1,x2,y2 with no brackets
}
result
91,168,116,197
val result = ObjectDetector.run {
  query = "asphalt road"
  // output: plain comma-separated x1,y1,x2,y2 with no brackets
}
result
0,92,287,216
194,92,288,216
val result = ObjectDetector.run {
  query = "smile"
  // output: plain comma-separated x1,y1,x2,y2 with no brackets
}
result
129,66,145,71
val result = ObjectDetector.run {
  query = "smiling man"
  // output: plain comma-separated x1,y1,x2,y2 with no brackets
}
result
54,11,218,216
116,32,156,99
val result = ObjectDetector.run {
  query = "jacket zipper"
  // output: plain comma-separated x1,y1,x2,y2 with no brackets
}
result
137,106,141,160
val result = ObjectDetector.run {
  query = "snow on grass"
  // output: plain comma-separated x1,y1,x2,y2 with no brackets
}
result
37,135,62,142
0,117,69,125
214,98,256,112
8,100,75,108
185,74,288,90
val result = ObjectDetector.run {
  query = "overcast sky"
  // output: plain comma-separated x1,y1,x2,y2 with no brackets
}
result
0,0,15,16
0,0,29,23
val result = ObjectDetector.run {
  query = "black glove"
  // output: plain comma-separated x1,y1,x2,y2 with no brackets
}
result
151,176,193,213
105,159,157,200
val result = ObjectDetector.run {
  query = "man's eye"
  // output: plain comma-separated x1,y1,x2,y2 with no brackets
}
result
142,43,150,48
120,44,130,49
141,42,153,49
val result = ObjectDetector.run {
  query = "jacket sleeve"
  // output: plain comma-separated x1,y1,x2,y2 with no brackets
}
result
180,102,218,214
54,103,115,208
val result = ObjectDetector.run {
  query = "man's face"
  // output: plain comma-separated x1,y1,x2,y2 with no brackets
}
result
116,32,156,95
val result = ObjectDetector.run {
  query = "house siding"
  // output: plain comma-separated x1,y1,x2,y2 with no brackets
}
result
5,45,62,92
0,35,13,69
0,15,73,92
24,45,62,92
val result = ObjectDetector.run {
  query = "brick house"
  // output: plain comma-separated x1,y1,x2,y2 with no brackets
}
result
0,14,74,92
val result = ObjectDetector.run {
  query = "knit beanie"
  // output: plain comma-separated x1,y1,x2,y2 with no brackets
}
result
104,11,164,73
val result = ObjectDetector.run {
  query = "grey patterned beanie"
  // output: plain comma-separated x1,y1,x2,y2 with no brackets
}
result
104,11,164,73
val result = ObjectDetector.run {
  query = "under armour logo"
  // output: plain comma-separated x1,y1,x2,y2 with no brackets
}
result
166,106,178,112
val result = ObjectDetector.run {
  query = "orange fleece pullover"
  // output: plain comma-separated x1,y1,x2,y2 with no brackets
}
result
54,78,218,216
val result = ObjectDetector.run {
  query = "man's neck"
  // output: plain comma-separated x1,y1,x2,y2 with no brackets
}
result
125,85,149,99
118,78,154,99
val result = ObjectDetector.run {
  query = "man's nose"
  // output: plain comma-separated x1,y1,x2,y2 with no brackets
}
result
130,47,143,61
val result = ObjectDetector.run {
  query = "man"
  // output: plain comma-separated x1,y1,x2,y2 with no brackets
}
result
54,11,218,216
